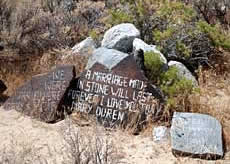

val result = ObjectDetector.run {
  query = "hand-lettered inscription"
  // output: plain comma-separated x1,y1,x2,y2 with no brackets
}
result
3,65,75,123
68,55,164,127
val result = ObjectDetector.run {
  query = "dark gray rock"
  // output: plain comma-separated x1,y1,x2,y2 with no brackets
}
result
69,49,165,128
3,65,75,123
102,23,140,53
0,80,7,94
133,49,146,73
170,112,223,160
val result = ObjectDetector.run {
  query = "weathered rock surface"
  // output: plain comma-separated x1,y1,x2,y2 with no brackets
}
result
72,37,96,55
133,38,167,64
168,61,198,86
3,65,75,123
69,48,165,128
102,23,140,53
0,80,7,94
86,47,129,70
170,112,223,160
153,126,169,142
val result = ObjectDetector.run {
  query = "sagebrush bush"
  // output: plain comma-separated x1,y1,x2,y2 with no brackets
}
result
159,66,197,121
0,0,104,55
144,51,164,83
182,0,230,28
197,21,230,51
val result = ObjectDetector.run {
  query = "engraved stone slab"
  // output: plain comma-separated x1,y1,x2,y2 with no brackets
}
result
68,48,165,128
171,112,223,160
3,65,75,123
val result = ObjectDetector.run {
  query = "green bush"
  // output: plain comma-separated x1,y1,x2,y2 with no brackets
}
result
160,67,194,97
144,51,164,83
107,9,134,27
197,21,230,51
159,66,196,113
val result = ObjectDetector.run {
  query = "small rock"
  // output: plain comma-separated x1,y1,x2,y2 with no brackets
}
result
86,47,129,70
170,112,223,160
0,80,7,94
133,38,167,64
102,23,140,53
168,61,198,86
72,37,96,55
153,126,169,142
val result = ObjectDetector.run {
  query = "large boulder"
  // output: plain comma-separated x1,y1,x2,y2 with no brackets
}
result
170,112,223,160
0,80,7,94
102,23,140,53
69,47,165,129
168,61,198,86
3,65,75,123
133,38,167,64
72,37,96,55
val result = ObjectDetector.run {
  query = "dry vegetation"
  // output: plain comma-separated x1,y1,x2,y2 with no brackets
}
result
1,0,230,162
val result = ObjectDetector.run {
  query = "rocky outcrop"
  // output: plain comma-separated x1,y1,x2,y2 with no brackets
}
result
170,112,223,160
3,65,75,123
133,38,167,64
102,23,140,53
168,61,198,86
72,37,96,55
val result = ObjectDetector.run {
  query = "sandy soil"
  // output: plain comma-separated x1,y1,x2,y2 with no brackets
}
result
0,107,230,164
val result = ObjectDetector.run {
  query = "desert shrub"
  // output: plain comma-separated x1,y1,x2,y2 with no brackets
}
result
154,24,216,71
62,115,121,164
107,10,134,26
144,51,164,83
182,0,230,28
197,21,230,51
159,66,197,121
0,0,104,55
144,51,197,121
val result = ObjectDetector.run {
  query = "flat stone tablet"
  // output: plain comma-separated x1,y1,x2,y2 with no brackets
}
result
170,112,223,160
3,65,75,123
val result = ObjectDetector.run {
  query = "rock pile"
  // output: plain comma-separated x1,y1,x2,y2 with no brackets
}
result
2,23,225,161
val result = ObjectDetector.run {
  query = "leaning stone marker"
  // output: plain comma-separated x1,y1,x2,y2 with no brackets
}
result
3,65,75,123
171,112,223,160
67,48,164,128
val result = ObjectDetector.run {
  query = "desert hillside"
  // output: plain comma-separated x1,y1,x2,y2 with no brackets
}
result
0,0,230,163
